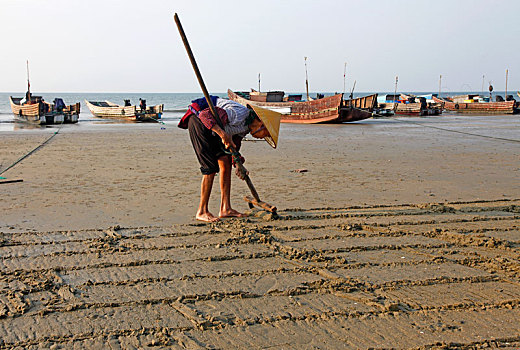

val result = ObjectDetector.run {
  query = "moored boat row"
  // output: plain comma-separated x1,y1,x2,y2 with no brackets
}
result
8,62,164,125
7,60,518,126
374,92,520,116
9,90,518,127
9,96,164,125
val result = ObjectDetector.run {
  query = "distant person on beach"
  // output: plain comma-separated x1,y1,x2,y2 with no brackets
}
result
39,98,49,114
179,97,280,222
22,90,32,105
139,98,146,111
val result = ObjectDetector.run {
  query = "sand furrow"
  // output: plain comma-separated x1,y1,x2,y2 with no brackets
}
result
0,244,274,274
0,303,191,347
0,225,206,243
58,256,296,287
0,231,233,259
282,235,446,252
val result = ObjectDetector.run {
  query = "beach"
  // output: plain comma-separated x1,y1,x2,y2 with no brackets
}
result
1,114,520,348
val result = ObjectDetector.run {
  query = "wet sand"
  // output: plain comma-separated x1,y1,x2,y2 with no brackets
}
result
1,115,520,348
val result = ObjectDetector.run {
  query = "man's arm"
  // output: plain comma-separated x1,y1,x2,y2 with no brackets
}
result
211,124,236,150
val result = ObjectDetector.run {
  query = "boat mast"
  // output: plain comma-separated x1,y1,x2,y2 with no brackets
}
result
349,80,356,100
505,69,509,99
26,60,31,94
258,73,261,92
481,75,485,96
304,57,310,101
438,75,442,98
343,62,347,95
393,76,398,111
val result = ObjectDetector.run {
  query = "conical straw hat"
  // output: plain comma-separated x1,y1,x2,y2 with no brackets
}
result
247,104,281,148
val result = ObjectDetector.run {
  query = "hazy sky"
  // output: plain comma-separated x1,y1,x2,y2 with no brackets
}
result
1,0,519,93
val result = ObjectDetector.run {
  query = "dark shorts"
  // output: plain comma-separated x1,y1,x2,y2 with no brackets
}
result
188,116,244,175
188,116,226,175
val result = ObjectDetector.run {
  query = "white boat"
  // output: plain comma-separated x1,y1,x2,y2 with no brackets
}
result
85,100,163,121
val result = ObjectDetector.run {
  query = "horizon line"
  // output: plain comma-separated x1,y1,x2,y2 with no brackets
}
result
1,90,517,94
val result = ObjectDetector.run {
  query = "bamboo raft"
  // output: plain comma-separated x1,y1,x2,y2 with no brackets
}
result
85,100,164,122
228,89,376,124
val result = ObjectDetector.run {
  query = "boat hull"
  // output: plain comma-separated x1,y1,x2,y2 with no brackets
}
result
433,96,515,114
228,89,343,123
378,101,441,116
228,89,376,124
338,107,373,122
85,100,163,121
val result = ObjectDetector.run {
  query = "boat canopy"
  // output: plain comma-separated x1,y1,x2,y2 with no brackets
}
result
88,101,113,107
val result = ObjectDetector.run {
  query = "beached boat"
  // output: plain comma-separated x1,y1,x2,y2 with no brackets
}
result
10,95,80,125
10,61,80,125
227,89,376,124
85,100,164,121
433,95,516,114
377,94,441,116
395,102,423,116
340,93,379,122
395,102,441,116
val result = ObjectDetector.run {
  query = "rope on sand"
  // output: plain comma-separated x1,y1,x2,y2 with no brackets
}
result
1,114,170,177
367,109,520,144
0,123,63,176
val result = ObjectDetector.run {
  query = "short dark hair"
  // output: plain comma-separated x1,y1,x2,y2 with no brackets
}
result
251,109,260,119
245,109,259,125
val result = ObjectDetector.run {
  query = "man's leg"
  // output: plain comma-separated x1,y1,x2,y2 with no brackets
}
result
218,155,245,218
196,173,219,222
188,116,221,222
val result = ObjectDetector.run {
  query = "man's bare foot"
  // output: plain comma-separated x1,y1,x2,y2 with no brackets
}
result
219,208,247,218
196,212,220,222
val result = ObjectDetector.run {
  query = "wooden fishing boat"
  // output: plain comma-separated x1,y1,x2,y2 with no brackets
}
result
85,100,164,121
377,94,441,116
395,102,423,116
249,90,285,102
340,93,378,122
10,61,80,125
433,96,515,114
390,102,441,116
10,95,80,125
228,89,376,124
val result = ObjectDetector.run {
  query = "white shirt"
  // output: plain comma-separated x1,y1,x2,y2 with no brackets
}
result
216,98,250,137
